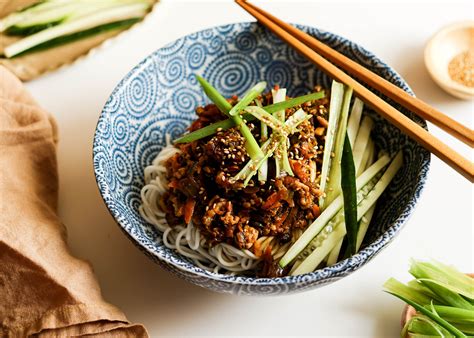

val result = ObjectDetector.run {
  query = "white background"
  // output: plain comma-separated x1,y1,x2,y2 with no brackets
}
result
25,1,473,337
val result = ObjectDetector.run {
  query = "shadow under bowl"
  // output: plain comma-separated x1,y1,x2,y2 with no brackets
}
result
93,22,430,295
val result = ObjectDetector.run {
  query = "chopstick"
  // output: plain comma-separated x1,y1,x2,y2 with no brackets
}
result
236,0,474,182
238,0,474,149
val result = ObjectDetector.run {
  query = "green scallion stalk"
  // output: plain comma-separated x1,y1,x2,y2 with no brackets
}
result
233,109,309,185
257,99,268,182
195,75,264,162
384,292,466,337
340,134,358,255
264,91,324,114
173,92,325,144
228,81,267,116
244,106,292,136
426,306,474,324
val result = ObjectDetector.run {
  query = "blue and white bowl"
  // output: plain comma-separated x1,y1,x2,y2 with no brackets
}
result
93,22,430,295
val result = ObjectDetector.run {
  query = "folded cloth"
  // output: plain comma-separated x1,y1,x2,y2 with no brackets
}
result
0,66,148,337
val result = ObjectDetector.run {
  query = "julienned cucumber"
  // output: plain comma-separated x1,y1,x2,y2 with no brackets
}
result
290,152,403,274
0,0,148,33
7,19,140,58
293,167,383,271
279,154,391,268
324,86,353,206
4,2,150,58
318,81,345,209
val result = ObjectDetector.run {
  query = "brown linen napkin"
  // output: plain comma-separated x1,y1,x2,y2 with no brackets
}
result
0,66,148,337
0,1,157,81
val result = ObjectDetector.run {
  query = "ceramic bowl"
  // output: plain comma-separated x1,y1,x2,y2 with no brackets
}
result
424,21,474,100
93,22,430,295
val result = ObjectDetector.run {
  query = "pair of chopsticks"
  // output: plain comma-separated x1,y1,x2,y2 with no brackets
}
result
236,0,474,182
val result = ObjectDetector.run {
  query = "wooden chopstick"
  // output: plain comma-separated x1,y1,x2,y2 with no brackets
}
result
239,1,474,149
236,0,474,182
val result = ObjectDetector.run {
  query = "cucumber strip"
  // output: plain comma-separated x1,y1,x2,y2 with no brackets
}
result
279,154,391,268
257,99,268,182
291,223,346,275
324,87,353,206
173,92,324,144
293,167,383,272
326,239,343,266
355,205,376,252
356,151,402,218
318,81,345,209
9,19,140,58
358,138,374,175
353,116,374,176
347,98,364,146
228,81,266,116
290,152,402,272
341,134,358,255
4,2,150,58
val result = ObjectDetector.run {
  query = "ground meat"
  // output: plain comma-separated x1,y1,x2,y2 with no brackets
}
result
162,87,329,276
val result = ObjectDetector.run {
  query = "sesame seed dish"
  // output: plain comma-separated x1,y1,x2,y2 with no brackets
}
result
139,75,403,277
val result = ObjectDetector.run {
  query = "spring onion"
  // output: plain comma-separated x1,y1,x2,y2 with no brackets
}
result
384,260,473,337
233,109,310,185
318,81,345,209
244,106,293,136
4,2,151,58
173,91,325,144
228,81,267,116
195,76,264,162
257,99,268,182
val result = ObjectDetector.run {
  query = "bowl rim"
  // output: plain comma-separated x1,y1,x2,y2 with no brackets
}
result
93,21,431,286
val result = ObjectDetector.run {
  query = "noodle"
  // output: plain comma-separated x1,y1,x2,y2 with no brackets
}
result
139,138,295,275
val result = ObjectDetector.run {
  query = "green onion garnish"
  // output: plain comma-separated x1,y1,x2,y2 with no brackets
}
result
174,91,325,144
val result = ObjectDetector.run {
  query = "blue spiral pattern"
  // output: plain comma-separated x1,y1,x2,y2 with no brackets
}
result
124,64,157,118
93,22,430,295
264,60,294,89
186,43,206,70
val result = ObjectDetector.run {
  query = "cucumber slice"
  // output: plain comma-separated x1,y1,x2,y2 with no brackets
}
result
279,154,391,268
318,81,345,209
4,2,150,58
7,19,140,58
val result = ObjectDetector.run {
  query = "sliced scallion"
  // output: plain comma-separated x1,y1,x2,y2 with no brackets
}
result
228,81,266,117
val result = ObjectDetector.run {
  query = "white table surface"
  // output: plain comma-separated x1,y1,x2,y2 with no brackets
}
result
25,1,473,337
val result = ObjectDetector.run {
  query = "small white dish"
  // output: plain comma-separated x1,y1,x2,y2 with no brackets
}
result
424,21,474,100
